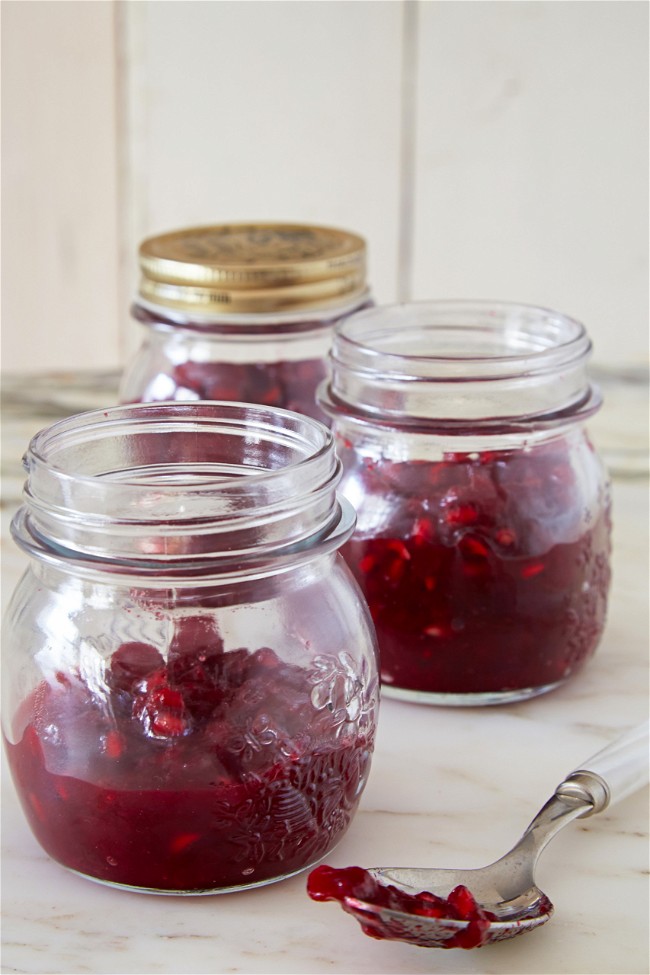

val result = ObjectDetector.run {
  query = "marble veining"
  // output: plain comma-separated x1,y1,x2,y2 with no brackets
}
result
1,372,648,975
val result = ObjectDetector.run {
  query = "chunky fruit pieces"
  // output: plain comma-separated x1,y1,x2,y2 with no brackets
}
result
137,356,329,422
307,864,496,949
6,630,373,892
339,440,610,696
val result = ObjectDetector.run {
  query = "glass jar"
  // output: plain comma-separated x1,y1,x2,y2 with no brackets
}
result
119,222,372,424
2,402,379,893
318,301,612,706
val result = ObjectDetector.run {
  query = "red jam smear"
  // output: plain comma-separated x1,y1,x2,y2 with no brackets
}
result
5,621,373,892
307,865,497,949
338,440,611,696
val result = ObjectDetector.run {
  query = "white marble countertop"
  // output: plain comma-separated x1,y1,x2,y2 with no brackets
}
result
1,372,648,975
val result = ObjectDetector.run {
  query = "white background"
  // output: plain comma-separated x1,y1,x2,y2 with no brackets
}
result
2,0,648,373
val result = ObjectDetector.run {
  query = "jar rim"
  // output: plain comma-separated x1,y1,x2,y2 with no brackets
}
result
324,300,597,427
334,300,590,369
25,401,332,490
15,402,352,575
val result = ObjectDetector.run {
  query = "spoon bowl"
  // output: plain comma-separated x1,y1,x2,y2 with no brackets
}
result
308,722,649,949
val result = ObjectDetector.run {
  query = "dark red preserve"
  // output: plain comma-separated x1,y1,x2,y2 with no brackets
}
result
319,301,612,704
7,635,373,893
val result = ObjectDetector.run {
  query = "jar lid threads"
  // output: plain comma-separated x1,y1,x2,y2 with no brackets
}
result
138,223,368,315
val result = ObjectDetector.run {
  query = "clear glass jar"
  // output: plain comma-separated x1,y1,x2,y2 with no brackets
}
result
318,301,612,706
2,402,379,893
119,223,372,424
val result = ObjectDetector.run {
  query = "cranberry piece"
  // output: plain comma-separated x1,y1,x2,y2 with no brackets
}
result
166,617,228,719
108,642,164,693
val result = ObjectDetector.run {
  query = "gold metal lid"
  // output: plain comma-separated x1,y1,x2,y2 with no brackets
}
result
138,222,367,315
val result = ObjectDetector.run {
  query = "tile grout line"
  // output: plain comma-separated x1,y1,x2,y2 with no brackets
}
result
396,0,420,304
113,1,150,368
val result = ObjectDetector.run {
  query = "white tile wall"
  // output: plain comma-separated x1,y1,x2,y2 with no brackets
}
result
2,0,647,373
118,0,404,358
1,0,121,373
411,0,649,367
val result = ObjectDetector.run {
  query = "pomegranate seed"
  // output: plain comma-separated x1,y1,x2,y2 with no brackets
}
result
448,883,479,918
411,518,435,544
359,554,376,574
461,537,489,558
423,625,447,638
385,540,411,561
170,832,201,854
386,558,407,584
446,503,479,526
150,712,187,738
521,561,545,579
104,730,124,759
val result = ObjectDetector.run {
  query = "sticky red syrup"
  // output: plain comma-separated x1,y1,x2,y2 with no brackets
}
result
5,622,373,892
338,440,611,696
307,864,497,949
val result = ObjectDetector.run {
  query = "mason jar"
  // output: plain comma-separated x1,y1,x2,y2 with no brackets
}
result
2,402,379,893
119,222,372,424
318,301,612,706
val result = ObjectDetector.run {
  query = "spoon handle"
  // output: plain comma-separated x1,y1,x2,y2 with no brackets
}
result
560,721,649,813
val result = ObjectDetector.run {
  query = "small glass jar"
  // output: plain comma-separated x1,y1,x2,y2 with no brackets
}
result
2,402,379,893
318,301,612,706
119,222,372,424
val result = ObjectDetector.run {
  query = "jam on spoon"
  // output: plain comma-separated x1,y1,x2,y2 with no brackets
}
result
306,723,649,949
307,865,496,949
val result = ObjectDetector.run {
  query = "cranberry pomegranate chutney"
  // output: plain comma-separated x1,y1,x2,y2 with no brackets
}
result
319,301,612,704
7,637,373,892
119,222,372,424
307,865,497,949
2,403,379,893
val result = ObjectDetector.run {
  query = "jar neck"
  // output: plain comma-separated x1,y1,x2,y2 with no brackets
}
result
132,292,373,337
13,402,354,582
319,300,601,433
332,414,590,463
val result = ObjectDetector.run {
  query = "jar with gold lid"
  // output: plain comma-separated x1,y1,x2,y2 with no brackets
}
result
119,222,372,423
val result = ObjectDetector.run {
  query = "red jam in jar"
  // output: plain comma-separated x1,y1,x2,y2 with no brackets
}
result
319,301,612,705
119,222,372,424
7,636,374,893
2,403,379,892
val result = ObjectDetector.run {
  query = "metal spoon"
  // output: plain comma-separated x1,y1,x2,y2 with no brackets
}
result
319,722,649,948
